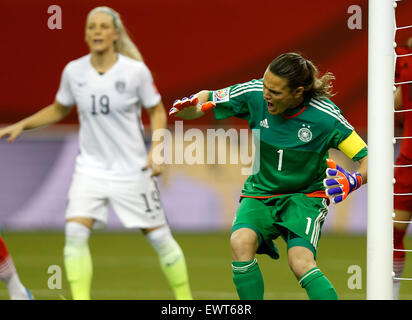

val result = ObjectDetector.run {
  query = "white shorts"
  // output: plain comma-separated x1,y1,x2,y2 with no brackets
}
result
66,172,167,229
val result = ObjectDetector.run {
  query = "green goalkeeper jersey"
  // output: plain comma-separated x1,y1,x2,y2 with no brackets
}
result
209,79,367,198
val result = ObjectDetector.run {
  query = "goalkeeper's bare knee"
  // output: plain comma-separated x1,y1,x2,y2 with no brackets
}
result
230,228,259,261
287,246,317,279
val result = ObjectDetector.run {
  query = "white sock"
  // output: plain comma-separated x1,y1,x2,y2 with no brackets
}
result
64,221,91,250
145,225,192,299
0,256,30,300
393,280,401,300
145,226,183,266
393,259,405,300
63,221,92,300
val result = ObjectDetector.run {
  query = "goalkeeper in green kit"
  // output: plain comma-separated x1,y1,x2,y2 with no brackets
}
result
170,52,368,300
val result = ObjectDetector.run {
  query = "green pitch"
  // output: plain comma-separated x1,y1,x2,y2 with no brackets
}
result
0,231,411,300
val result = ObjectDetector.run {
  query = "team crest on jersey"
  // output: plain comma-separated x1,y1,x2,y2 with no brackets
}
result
214,88,229,102
298,125,312,142
115,80,126,93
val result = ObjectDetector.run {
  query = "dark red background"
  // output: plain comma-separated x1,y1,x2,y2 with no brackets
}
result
1,0,411,131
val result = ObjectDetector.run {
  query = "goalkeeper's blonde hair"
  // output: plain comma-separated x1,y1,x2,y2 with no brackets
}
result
86,6,143,62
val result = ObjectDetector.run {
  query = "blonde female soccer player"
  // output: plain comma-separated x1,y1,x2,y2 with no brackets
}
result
0,6,192,300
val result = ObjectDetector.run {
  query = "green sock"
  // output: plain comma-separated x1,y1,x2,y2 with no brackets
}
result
232,259,264,300
63,242,92,300
299,267,338,300
158,241,192,300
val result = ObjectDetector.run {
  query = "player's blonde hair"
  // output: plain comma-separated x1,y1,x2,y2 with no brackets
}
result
268,52,335,99
86,6,143,62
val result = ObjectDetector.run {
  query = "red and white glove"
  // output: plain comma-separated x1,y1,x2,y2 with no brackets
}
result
169,95,215,116
323,159,362,204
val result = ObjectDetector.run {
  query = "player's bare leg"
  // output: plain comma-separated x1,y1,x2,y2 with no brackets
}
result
288,246,317,278
142,225,192,300
288,246,338,300
393,209,412,299
63,217,94,300
230,228,263,299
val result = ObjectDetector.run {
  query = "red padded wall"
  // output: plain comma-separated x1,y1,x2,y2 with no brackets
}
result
1,0,411,130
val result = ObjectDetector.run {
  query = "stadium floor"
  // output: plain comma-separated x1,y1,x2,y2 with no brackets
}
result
0,231,411,300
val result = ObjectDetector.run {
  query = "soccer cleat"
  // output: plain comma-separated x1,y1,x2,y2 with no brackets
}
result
25,288,34,300
58,293,68,300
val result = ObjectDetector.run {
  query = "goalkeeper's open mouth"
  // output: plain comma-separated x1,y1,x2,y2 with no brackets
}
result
266,101,277,114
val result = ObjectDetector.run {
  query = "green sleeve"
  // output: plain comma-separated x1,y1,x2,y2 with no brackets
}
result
323,100,355,149
325,110,367,161
352,147,368,161
327,127,352,150
209,82,254,120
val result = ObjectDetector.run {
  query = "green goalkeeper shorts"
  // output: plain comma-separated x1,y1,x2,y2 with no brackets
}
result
232,194,329,260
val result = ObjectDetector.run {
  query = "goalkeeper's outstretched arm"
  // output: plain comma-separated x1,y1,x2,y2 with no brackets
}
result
169,90,215,120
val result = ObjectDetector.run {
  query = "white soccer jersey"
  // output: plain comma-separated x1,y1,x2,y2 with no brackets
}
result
56,54,161,180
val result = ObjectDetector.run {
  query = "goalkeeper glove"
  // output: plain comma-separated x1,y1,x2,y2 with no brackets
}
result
323,158,362,204
169,95,215,116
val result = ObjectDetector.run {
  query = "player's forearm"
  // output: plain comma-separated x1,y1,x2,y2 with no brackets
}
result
148,101,167,150
149,101,167,129
357,156,368,184
19,102,72,130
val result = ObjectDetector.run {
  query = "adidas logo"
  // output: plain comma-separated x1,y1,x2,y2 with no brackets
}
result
260,118,269,128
